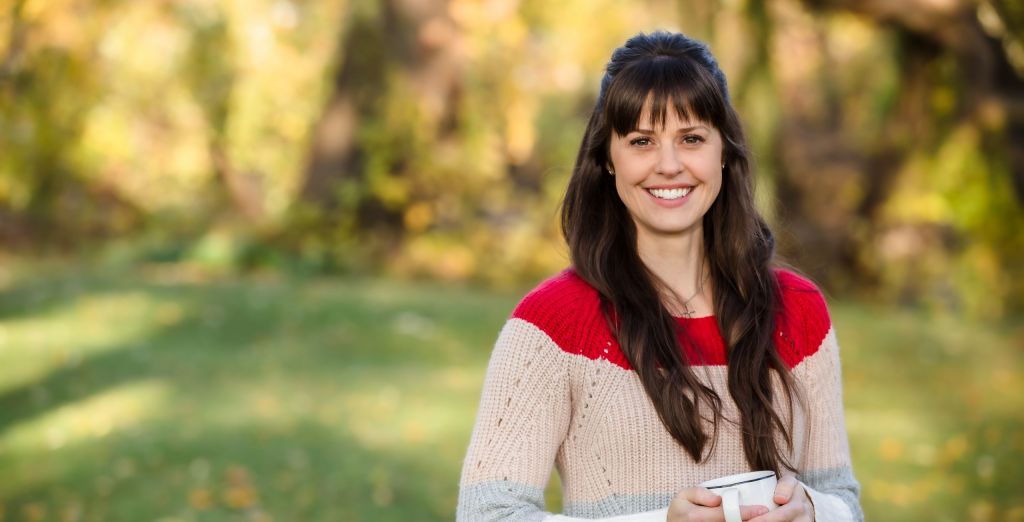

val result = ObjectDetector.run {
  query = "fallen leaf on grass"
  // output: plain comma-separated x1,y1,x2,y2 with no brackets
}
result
188,488,213,510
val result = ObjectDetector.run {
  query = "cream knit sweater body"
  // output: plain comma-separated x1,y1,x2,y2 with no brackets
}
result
458,269,863,521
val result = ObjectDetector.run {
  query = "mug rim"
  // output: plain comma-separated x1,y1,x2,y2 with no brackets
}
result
700,471,776,490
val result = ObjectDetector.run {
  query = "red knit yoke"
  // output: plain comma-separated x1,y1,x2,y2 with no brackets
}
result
511,268,830,369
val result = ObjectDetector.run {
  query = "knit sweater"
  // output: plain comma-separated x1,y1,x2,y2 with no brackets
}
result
458,268,863,521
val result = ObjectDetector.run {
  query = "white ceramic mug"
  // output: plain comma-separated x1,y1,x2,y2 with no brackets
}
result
699,471,778,522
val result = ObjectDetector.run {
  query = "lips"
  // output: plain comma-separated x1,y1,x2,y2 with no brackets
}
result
646,186,694,200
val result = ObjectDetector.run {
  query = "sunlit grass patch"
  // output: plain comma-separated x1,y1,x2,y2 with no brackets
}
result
0,291,184,394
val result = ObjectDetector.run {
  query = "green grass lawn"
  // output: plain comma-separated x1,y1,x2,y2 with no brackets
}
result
0,263,1021,521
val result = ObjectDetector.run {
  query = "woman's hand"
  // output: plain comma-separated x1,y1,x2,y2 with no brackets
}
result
667,487,770,521
748,476,814,522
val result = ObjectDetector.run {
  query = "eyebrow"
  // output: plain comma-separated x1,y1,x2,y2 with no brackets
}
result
633,125,711,133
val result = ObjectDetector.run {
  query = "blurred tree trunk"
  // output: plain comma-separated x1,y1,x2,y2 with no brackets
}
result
298,0,462,244
181,11,266,225
0,0,41,244
0,0,94,247
1,0,28,82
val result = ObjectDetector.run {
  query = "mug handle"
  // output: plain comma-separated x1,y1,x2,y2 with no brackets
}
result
720,488,741,522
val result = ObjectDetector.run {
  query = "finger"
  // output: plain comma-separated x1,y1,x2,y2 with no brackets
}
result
747,502,793,522
685,501,769,521
686,506,727,522
685,487,723,507
773,475,798,505
748,499,808,522
739,504,771,520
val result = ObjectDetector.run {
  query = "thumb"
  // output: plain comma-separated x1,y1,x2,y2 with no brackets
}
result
694,488,722,507
774,476,797,504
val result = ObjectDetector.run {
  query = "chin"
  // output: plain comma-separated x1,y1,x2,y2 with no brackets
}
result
647,223,702,236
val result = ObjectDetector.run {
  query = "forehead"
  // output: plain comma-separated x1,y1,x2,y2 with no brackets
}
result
609,86,717,136
634,100,711,130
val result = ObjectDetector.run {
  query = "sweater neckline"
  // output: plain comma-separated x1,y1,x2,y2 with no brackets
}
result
672,313,716,321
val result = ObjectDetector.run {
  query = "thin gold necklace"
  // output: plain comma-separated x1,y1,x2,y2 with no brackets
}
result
677,262,709,318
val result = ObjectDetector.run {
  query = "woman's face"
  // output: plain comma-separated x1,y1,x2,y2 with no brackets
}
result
607,104,724,244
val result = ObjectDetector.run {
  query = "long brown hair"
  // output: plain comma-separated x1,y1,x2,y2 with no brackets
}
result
561,31,798,475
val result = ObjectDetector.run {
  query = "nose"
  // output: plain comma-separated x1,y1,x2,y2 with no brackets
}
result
655,143,683,176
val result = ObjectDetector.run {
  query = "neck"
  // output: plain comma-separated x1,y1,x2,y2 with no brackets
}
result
636,226,712,316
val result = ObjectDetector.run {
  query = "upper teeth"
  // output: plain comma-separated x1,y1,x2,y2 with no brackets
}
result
648,187,693,200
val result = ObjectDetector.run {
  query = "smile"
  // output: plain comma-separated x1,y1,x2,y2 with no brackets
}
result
646,187,694,200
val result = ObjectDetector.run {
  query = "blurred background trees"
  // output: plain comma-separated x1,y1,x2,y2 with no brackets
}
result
2,0,1023,315
3,2,1024,520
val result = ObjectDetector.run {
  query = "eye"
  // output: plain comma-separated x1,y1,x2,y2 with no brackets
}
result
682,135,705,145
629,136,653,147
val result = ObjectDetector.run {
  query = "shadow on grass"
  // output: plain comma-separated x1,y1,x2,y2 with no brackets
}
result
0,418,460,521
0,266,518,521
0,268,513,430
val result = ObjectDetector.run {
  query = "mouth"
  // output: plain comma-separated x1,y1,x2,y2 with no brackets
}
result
646,186,694,200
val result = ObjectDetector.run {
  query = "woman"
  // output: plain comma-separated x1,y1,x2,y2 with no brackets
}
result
458,31,863,522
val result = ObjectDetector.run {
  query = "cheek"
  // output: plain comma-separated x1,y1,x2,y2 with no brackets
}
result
697,157,724,190
699,166,724,202
707,174,723,199
709,171,724,191
613,175,647,213
613,175,630,202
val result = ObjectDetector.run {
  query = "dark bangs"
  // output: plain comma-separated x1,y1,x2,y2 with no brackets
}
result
604,55,728,136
